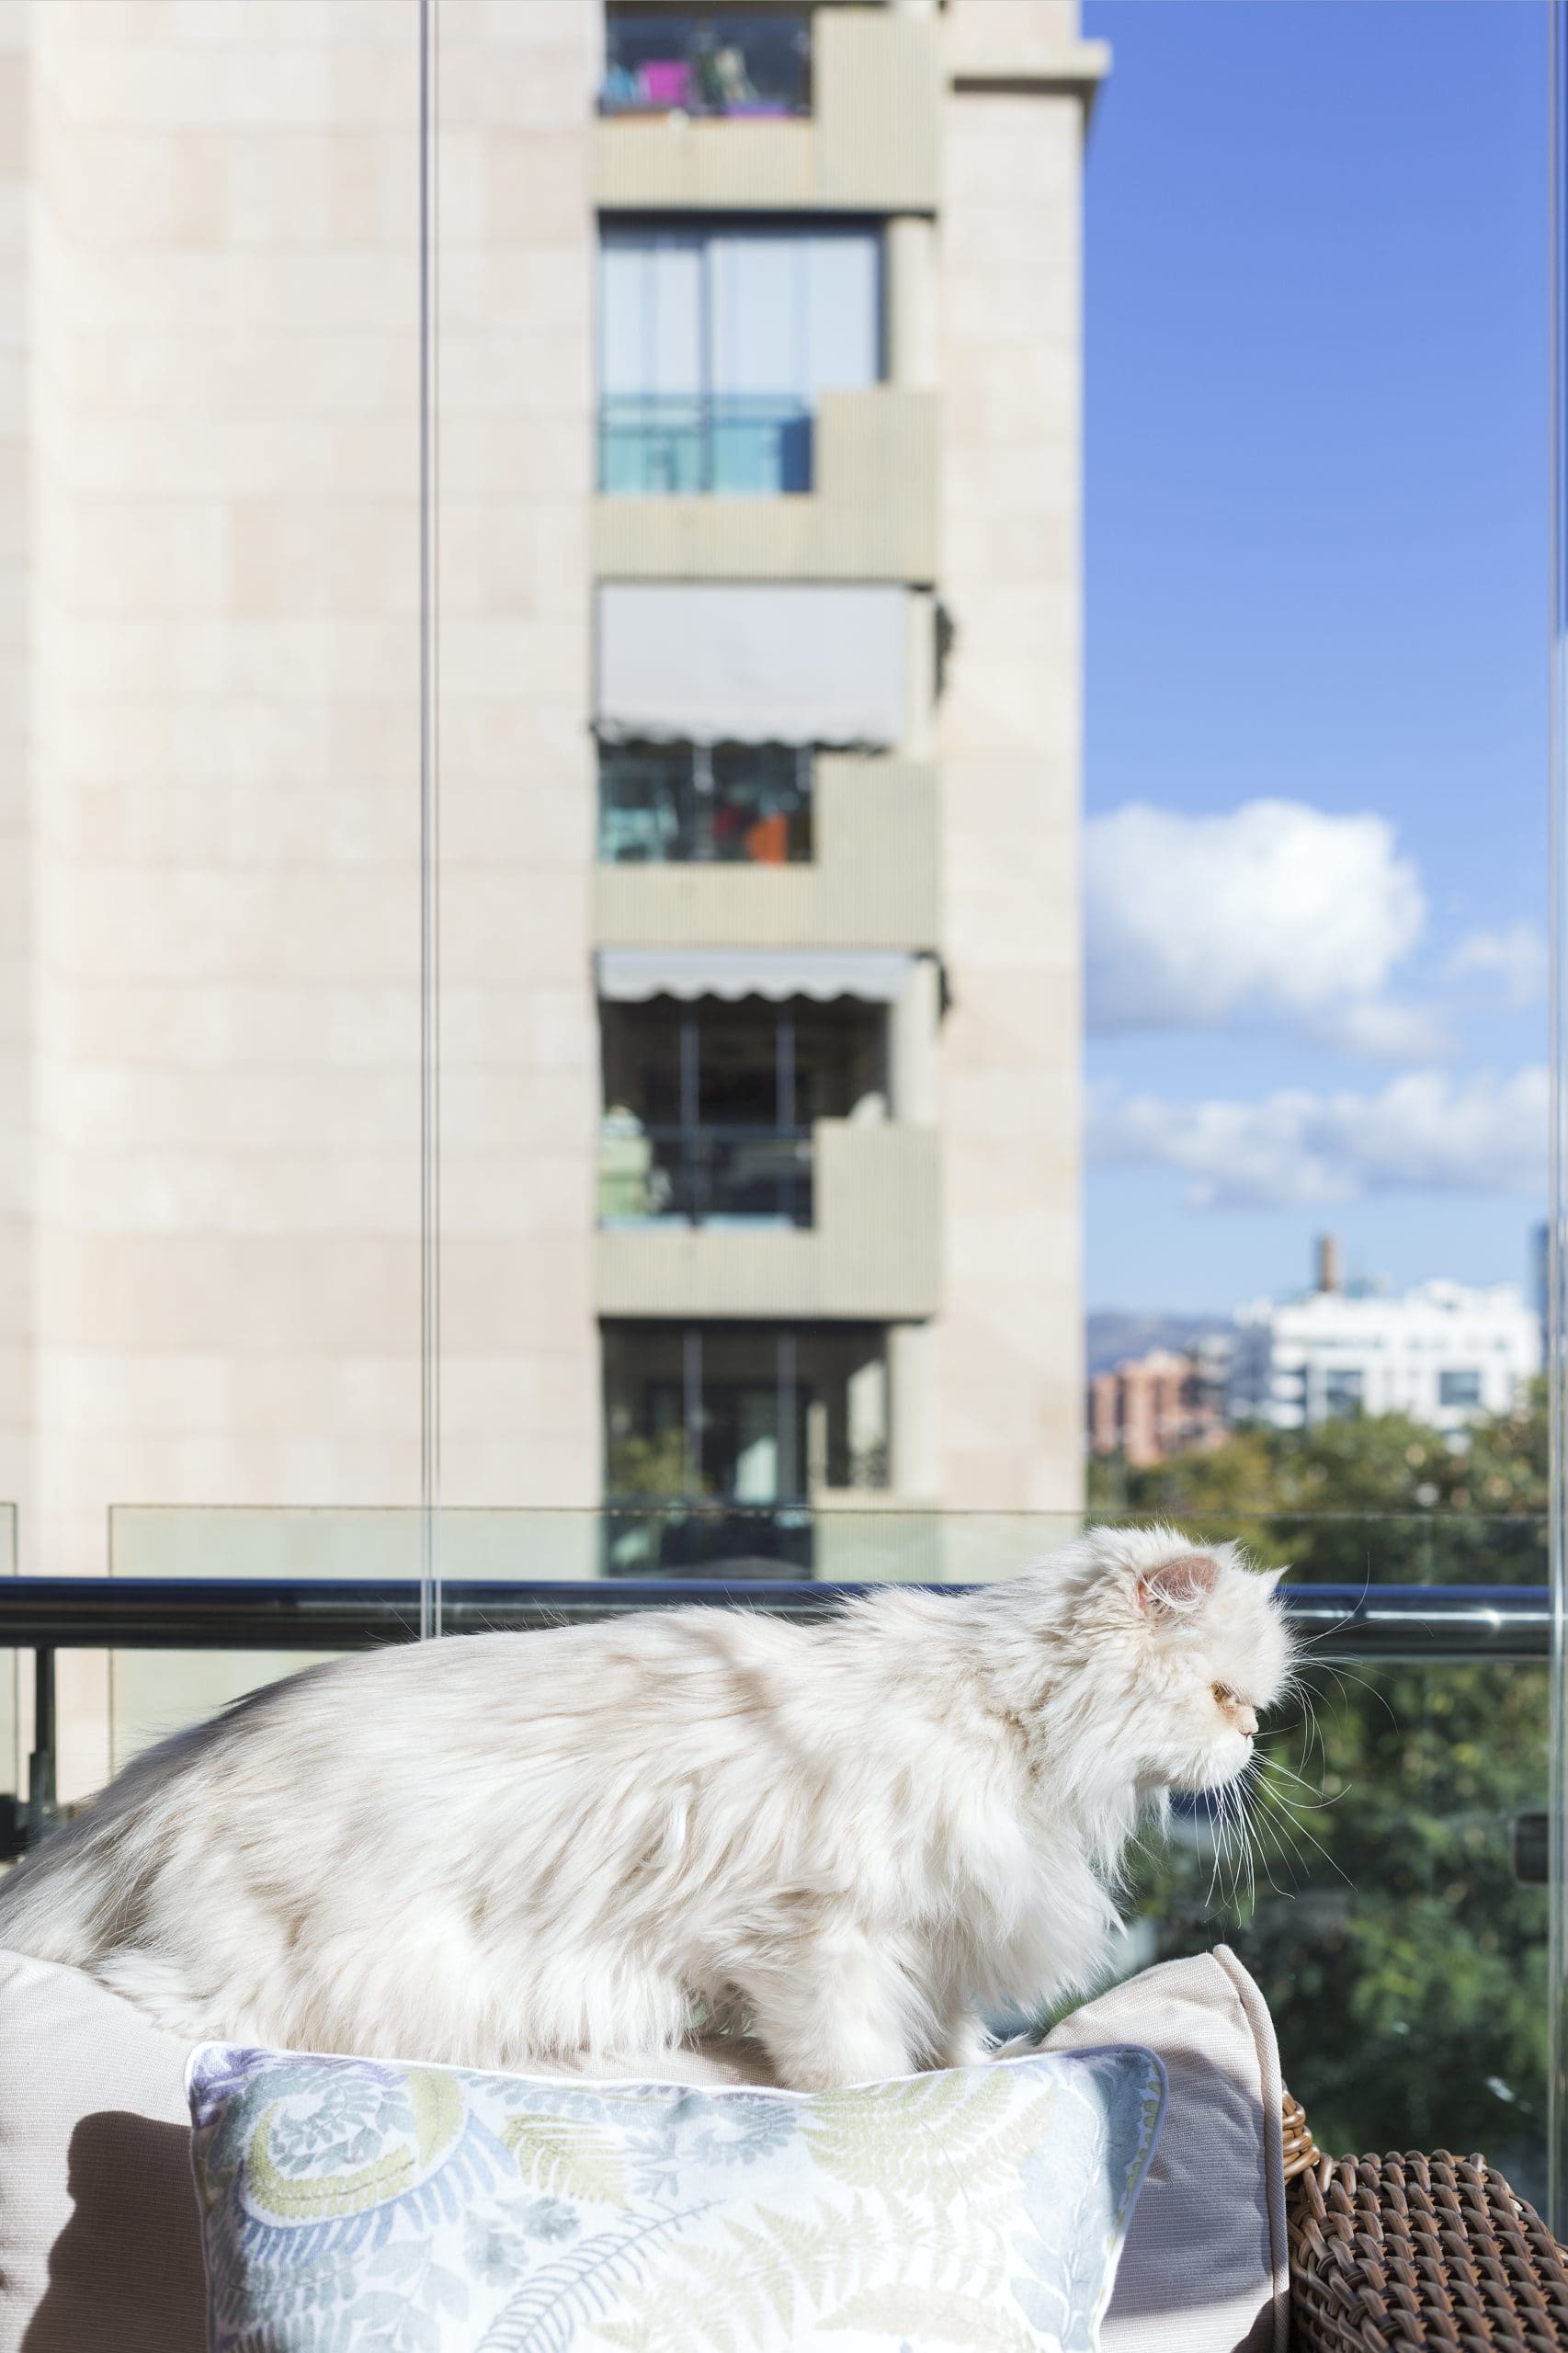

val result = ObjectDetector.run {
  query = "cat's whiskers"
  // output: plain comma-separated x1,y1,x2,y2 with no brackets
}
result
1289,1560,1375,1655
1256,1750,1351,1810
1245,1784,1302,1896
1308,1657,1400,1730
1253,1769,1355,1891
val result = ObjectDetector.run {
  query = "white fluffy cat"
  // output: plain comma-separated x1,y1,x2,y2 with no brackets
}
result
0,1525,1290,2087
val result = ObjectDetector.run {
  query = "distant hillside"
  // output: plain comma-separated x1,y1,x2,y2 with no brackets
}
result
1085,1311,1233,1376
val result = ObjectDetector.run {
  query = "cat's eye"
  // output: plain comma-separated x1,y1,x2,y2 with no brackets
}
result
1211,1682,1236,1707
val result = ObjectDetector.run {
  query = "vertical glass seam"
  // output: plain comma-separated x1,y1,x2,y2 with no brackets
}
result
1549,0,1566,2240
419,0,441,1641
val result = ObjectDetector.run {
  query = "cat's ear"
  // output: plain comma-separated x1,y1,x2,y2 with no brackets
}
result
1260,1563,1288,1590
1136,1551,1220,1616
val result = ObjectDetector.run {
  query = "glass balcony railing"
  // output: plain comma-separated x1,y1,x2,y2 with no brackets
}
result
0,1505,1553,2206
598,394,812,495
597,1121,813,1228
599,10,812,120
598,743,812,866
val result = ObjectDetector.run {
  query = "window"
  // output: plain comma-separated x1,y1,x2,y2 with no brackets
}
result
600,9,812,120
598,995,886,1228
1323,1367,1365,1419
598,742,813,865
1439,1369,1483,1410
602,1322,891,1573
598,222,881,494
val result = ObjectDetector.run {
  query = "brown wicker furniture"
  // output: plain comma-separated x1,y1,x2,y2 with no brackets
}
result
1284,2088,1568,2350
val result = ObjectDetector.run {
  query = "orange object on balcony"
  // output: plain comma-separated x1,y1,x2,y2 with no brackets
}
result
744,811,789,864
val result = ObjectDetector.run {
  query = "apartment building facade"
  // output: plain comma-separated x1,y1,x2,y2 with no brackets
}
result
1087,1344,1231,1468
0,0,1098,1655
1229,1278,1542,1436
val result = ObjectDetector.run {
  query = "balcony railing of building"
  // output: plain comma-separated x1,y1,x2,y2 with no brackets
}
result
598,1121,813,1228
598,743,812,866
599,393,813,496
598,10,812,120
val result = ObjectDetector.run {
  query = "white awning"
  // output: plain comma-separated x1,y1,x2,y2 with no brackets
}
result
597,949,917,1005
596,584,907,746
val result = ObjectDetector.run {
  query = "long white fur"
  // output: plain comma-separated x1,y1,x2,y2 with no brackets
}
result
0,1525,1290,2088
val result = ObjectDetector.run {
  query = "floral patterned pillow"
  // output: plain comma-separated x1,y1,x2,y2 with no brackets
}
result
186,2040,1165,2353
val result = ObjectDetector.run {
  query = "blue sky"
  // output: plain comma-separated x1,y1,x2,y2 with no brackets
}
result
1080,0,1548,1314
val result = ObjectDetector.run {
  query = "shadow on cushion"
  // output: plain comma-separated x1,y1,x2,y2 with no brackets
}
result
19,2112,205,2353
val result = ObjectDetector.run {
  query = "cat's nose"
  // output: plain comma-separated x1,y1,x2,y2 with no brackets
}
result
1234,1705,1258,1739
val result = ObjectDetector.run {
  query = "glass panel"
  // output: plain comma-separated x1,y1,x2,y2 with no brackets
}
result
598,744,814,865
599,392,812,495
1552,0,1568,2237
597,223,878,493
600,9,812,119
427,0,1556,2190
0,2,427,1803
104,1507,425,1779
1131,1654,1551,2208
598,231,704,399
7,1497,1551,2190
600,1324,890,1570
709,745,813,862
710,233,802,397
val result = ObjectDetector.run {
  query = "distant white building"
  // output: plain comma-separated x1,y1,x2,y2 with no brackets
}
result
1229,1243,1540,1436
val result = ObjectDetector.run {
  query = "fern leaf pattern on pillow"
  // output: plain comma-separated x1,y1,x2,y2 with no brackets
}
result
187,2042,1165,2353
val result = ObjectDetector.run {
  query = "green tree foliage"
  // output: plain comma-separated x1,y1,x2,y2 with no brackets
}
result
1088,1389,1550,2197
605,1428,697,1501
1086,1380,1548,1584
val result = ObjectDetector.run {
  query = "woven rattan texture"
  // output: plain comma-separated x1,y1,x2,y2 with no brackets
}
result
1287,2147,1568,2351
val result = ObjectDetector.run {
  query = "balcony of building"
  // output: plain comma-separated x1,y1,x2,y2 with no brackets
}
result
595,221,937,576
595,741,939,950
595,5,939,213
596,385,937,578
601,1318,894,1577
599,9,813,125
595,962,939,1319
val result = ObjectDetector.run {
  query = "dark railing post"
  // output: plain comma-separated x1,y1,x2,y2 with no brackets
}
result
1,1644,58,1858
28,1645,56,1842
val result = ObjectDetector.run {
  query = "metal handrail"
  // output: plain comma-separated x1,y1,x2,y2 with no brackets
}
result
0,1579,1547,1855
0,1577,1549,1657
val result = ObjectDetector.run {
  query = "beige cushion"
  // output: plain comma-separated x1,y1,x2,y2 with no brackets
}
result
1044,1944,1289,2353
0,1949,775,2353
0,1947,204,2353
0,1941,1284,2353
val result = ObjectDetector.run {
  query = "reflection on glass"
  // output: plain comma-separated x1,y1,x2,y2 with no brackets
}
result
598,743,813,864
599,9,812,119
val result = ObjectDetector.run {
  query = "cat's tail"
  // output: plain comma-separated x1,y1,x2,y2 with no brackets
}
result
0,1799,134,1965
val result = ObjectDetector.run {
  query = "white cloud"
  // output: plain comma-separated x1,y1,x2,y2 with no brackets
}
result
1312,997,1454,1060
1088,1065,1548,1211
1447,922,1547,1008
1085,799,1427,1051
